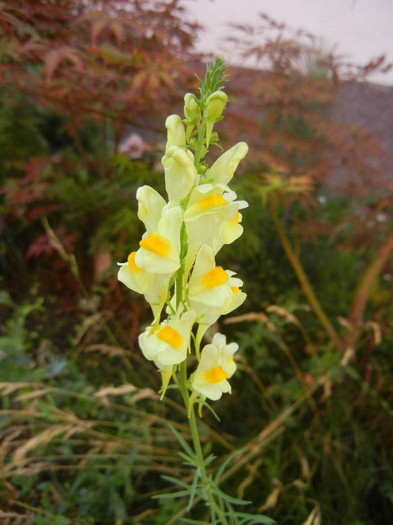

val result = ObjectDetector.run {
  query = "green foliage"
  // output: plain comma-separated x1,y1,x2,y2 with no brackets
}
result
0,91,48,177
1,3,393,524
0,286,48,381
156,427,273,524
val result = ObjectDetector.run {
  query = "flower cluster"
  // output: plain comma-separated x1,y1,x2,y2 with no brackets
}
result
118,77,248,405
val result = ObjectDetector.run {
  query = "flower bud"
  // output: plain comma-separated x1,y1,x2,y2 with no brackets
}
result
184,93,201,125
205,91,228,145
184,93,201,141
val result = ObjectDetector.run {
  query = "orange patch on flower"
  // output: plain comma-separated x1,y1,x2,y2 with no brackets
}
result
140,233,170,257
156,326,182,348
195,194,226,212
229,211,240,225
204,366,228,384
128,252,143,273
202,267,228,289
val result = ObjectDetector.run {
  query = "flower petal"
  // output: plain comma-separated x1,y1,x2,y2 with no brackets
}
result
207,142,248,186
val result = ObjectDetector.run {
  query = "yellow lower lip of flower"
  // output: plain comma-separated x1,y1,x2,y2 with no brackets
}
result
231,286,239,295
128,252,143,273
196,194,226,212
204,366,228,384
156,326,182,349
202,267,228,289
140,233,170,257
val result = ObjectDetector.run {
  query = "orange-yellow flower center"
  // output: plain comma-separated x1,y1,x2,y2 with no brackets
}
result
128,252,143,273
202,267,228,289
195,194,226,212
204,366,228,384
156,326,182,349
140,233,170,257
229,211,240,226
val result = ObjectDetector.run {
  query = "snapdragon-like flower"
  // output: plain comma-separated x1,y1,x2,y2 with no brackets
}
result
135,206,182,274
184,183,248,260
188,244,240,308
192,333,237,400
139,310,195,368
117,252,170,319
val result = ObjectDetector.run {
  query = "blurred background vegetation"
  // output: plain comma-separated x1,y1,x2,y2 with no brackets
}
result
1,1,392,524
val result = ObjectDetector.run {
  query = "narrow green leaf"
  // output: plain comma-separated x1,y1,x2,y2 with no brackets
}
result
155,489,191,500
169,424,195,458
202,453,216,468
201,399,221,421
187,470,200,511
214,449,244,483
232,511,276,524
178,451,198,466
160,475,190,490
213,486,251,506
181,518,217,525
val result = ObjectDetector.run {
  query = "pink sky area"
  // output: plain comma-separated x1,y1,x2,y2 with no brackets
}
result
184,0,393,85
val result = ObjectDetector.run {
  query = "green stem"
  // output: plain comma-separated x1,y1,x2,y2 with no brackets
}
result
174,79,231,522
193,116,207,170
178,360,229,524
